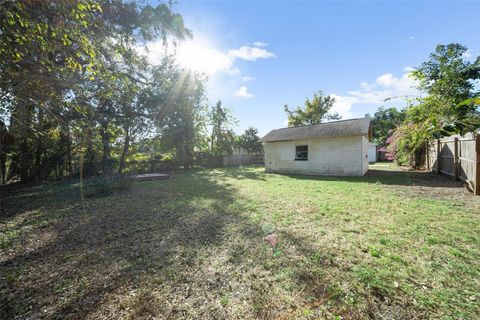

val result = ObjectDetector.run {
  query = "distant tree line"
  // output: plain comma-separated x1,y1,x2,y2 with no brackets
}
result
0,1,262,184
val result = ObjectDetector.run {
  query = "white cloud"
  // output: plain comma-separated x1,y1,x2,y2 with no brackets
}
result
329,94,355,119
176,42,234,75
408,36,416,41
403,66,416,73
252,41,268,47
234,86,253,99
330,70,421,119
139,40,274,77
228,46,276,61
240,75,255,82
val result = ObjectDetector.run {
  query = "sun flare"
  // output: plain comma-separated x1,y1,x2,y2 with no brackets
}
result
175,40,233,76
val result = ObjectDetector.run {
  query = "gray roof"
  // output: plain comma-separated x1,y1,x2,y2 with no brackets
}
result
260,118,372,142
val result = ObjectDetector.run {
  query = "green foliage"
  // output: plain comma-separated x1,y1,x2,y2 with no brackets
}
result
84,176,113,197
409,43,480,135
284,91,340,127
389,43,480,165
0,1,204,182
388,122,430,166
209,101,237,156
366,107,406,146
412,44,479,103
238,127,263,154
83,174,134,198
220,295,229,306
151,61,209,168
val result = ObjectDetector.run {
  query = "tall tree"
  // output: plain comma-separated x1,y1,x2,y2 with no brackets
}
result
0,120,14,183
0,1,191,181
239,127,263,154
410,43,480,136
148,56,208,169
284,91,340,127
390,43,480,166
209,101,237,156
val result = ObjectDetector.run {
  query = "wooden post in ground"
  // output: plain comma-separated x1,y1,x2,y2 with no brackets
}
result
475,134,480,196
425,141,430,170
436,139,441,174
454,137,459,181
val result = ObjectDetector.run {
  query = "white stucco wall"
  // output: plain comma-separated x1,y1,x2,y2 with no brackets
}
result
361,136,369,175
264,135,369,176
368,142,377,163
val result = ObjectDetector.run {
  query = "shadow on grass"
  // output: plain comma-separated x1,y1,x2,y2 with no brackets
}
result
0,166,436,319
1,168,334,319
278,168,464,189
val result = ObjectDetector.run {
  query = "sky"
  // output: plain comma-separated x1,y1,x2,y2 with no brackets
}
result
148,0,480,136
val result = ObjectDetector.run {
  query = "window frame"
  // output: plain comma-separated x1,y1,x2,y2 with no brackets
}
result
295,144,308,161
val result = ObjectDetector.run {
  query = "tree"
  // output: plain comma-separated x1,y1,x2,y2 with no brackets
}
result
208,101,237,156
410,43,480,137
366,107,406,146
139,54,209,169
0,1,191,181
390,43,480,166
239,127,263,154
284,91,340,127
0,120,14,183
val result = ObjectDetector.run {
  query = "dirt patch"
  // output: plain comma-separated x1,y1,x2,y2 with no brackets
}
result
367,167,480,208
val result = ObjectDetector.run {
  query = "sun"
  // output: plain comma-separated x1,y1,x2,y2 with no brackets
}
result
175,40,232,76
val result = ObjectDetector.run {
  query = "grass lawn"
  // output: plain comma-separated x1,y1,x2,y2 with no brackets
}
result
1,164,479,319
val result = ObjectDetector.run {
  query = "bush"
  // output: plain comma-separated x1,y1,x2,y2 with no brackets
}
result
388,123,429,167
83,174,134,198
110,174,135,192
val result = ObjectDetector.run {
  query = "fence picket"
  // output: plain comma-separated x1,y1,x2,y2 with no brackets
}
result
427,134,479,196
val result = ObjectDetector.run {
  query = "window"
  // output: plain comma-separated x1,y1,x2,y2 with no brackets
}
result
295,145,308,160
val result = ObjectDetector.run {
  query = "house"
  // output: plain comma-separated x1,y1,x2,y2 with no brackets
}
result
368,142,377,163
260,118,372,176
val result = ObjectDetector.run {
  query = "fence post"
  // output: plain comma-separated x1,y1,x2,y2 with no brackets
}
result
475,134,480,196
436,139,441,174
454,137,459,181
425,141,430,170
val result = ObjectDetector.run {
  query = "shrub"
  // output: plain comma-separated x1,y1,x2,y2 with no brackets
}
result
83,174,134,198
387,123,429,167
110,174,135,192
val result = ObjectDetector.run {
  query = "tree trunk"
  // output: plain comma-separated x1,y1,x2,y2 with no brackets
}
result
65,123,72,177
184,146,193,169
0,139,5,184
84,125,96,177
18,104,33,182
211,131,215,155
34,106,44,180
100,120,112,174
117,128,130,174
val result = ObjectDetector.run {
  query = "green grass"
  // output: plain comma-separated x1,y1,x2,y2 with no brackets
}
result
1,165,479,319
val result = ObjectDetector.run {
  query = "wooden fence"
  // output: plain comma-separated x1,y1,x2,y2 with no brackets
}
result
221,153,264,167
71,153,265,174
425,134,480,195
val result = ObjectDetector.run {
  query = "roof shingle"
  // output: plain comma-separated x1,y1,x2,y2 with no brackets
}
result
260,118,371,142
